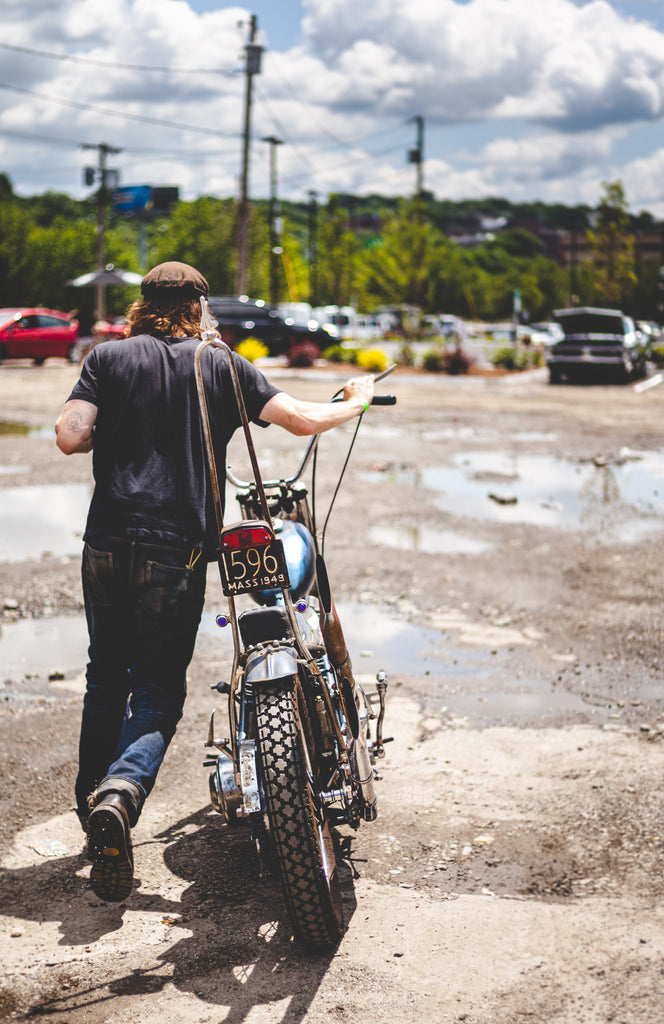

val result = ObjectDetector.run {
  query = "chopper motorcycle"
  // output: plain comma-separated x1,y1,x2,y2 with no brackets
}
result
194,299,395,949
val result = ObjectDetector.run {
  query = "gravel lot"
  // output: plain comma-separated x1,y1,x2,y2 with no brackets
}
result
1,358,664,1023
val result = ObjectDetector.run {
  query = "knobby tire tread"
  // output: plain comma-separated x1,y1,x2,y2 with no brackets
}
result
255,680,344,950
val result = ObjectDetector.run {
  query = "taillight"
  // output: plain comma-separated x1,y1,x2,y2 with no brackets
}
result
222,525,273,549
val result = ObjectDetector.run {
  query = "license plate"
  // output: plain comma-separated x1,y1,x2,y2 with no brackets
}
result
218,537,290,596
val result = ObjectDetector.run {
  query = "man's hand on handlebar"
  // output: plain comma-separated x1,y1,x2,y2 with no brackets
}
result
260,366,395,437
343,374,375,412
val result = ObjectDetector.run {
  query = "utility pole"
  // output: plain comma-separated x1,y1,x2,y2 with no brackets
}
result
569,207,580,305
81,142,122,320
307,190,318,306
408,115,424,198
262,135,283,306
235,16,263,296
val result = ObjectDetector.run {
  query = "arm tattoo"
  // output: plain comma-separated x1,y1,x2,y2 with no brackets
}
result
65,411,85,433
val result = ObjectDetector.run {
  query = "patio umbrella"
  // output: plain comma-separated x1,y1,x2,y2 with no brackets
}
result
67,263,143,287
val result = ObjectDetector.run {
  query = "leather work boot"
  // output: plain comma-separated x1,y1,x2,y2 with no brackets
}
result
87,791,135,903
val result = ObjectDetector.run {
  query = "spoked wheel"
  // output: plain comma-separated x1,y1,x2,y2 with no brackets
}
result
255,677,344,949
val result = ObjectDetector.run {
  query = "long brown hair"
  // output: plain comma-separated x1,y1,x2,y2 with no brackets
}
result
125,296,203,339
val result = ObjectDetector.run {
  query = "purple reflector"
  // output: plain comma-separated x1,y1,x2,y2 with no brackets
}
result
296,600,308,613
216,614,229,628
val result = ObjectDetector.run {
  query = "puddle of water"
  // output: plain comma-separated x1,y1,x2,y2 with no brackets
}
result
0,603,630,723
422,427,499,442
0,616,87,680
368,524,491,555
511,432,558,442
440,450,664,530
0,604,479,690
365,450,664,537
439,687,598,722
0,421,30,437
0,421,53,438
0,483,89,561
199,601,480,677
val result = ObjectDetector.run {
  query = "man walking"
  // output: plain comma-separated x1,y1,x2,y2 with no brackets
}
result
55,261,374,902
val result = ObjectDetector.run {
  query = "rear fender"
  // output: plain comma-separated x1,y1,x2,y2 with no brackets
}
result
244,646,299,685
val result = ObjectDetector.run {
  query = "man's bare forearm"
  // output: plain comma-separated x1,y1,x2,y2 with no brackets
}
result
260,375,375,436
55,400,97,454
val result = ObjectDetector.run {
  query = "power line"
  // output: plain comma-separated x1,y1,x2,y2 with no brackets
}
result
266,55,352,148
263,53,415,152
277,140,410,192
0,127,83,148
254,83,320,175
253,84,415,192
252,88,412,191
0,81,238,138
0,125,242,165
0,41,237,76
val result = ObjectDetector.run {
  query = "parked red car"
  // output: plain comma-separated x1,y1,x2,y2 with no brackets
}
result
91,316,128,343
0,307,79,364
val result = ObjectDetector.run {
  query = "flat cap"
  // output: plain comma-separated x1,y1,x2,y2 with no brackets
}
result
141,261,209,299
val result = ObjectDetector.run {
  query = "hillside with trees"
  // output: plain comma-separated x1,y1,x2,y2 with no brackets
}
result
0,172,661,329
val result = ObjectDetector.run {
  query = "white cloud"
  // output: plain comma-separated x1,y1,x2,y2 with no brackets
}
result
296,0,664,129
2,0,664,213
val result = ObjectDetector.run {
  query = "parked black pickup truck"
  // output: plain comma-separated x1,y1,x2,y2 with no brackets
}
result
546,307,649,384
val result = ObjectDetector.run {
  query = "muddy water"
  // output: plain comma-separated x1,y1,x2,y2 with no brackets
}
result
0,483,89,561
0,600,606,724
368,524,491,554
363,448,664,542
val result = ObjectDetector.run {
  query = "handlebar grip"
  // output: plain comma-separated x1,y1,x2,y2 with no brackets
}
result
330,393,397,405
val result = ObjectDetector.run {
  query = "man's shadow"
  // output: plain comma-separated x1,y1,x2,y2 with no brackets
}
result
2,805,359,1023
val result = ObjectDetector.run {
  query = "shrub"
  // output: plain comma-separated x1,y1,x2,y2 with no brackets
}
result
356,348,389,373
491,345,518,370
287,340,319,367
322,344,359,364
491,345,541,371
422,347,445,372
650,342,664,368
398,343,415,367
322,343,344,363
442,345,475,375
236,337,269,363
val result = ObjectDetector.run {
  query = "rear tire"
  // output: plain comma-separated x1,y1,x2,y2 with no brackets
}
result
255,679,344,949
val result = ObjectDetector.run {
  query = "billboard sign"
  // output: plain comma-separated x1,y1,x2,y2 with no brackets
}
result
112,185,153,213
111,185,180,215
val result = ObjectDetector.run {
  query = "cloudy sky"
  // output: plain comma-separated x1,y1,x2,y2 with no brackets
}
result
3,0,664,216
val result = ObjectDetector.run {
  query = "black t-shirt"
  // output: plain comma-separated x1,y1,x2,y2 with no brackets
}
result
68,334,280,555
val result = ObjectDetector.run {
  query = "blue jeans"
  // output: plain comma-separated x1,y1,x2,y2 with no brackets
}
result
76,539,207,824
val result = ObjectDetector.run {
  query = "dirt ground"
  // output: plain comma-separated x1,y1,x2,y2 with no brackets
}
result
2,358,664,1023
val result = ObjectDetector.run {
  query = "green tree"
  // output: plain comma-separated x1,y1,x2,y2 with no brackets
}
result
27,217,97,309
316,196,361,307
150,197,237,294
0,200,33,305
356,199,449,311
586,180,636,308
150,197,270,298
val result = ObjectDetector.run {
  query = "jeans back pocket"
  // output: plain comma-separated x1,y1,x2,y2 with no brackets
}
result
83,544,117,607
140,560,205,630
